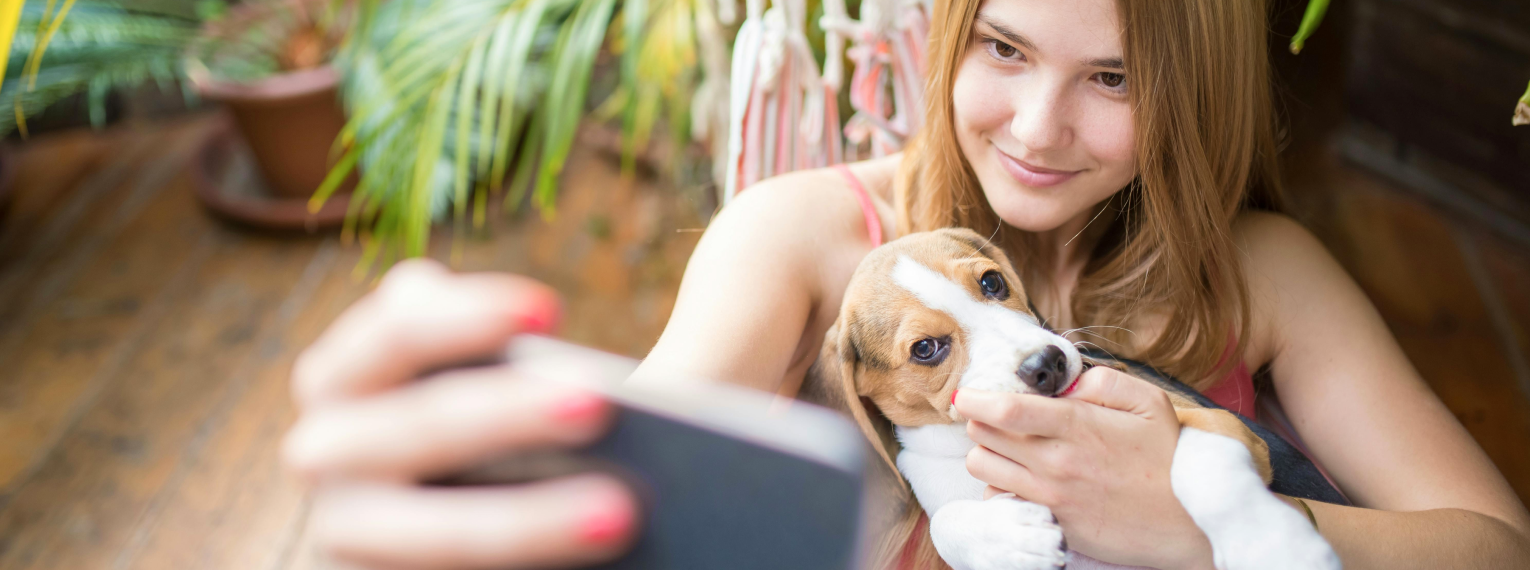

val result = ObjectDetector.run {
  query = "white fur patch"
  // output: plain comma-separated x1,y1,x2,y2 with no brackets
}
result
896,424,984,514
1172,427,1341,570
930,494,1067,570
890,256,1080,396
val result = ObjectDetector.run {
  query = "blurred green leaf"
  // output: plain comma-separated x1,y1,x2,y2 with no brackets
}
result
1,0,198,136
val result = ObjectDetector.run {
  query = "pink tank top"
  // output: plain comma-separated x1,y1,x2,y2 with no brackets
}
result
834,164,885,247
1203,361,1257,418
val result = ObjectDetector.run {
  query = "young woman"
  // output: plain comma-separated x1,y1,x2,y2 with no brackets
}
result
281,0,1530,568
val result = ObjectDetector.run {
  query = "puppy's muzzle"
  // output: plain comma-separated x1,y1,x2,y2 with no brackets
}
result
1017,345,1069,395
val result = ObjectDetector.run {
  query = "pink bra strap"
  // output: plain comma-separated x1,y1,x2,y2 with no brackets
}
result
833,164,884,247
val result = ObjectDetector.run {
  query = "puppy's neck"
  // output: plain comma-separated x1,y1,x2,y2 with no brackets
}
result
895,423,973,458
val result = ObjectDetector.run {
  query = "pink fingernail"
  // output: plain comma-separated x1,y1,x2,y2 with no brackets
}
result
951,389,960,406
579,497,634,544
552,393,605,423
519,294,562,334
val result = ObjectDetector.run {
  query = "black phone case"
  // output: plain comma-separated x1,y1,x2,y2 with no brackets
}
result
583,405,867,570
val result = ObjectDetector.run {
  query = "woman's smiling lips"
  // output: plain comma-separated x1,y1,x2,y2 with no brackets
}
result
996,148,1083,187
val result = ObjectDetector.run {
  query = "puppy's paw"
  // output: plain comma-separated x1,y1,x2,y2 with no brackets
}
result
1172,427,1340,570
930,494,1066,570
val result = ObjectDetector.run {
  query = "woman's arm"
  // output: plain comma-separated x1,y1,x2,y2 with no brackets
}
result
1242,212,1530,568
631,167,882,393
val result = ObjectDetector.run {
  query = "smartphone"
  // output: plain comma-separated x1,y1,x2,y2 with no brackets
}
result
432,335,882,570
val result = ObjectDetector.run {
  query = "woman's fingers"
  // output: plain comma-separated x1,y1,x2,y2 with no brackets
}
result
292,259,561,408
965,445,1046,504
284,368,611,482
965,417,1051,464
312,474,639,570
1062,366,1175,418
954,389,1077,438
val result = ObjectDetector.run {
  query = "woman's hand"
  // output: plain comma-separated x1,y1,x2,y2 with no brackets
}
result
954,366,1215,570
282,259,640,570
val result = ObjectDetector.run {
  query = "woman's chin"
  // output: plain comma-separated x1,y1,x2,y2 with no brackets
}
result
996,213,1073,233
983,187,1081,233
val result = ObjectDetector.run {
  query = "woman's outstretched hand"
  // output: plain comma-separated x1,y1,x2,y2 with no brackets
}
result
954,366,1216,570
282,259,639,569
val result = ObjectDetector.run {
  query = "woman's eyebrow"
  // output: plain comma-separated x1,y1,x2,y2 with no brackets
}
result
975,14,1038,52
976,13,1122,70
1086,57,1124,70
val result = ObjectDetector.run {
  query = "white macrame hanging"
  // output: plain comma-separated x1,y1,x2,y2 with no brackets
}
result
692,0,734,188
822,0,929,159
717,0,930,204
721,0,842,204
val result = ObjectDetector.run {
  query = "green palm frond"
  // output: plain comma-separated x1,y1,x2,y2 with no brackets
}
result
596,0,704,177
1289,0,1329,55
1,0,198,136
323,0,625,273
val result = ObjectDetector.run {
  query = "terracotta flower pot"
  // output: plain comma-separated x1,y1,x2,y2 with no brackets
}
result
192,65,349,199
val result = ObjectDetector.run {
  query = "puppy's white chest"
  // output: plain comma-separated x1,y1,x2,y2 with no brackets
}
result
895,423,987,514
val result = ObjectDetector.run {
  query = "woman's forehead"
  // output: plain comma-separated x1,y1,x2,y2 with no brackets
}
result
974,0,1123,63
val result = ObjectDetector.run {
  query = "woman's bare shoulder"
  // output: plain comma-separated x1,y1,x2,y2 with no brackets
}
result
1230,211,1343,297
719,156,902,246
1230,211,1341,366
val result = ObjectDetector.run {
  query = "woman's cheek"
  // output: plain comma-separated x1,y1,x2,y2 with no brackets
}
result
952,61,1013,148
1079,99,1136,185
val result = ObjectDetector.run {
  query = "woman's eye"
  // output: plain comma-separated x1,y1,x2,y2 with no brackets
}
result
983,38,1022,61
910,338,949,365
1095,72,1127,91
979,270,1009,300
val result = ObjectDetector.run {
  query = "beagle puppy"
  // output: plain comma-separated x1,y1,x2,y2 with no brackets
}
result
802,229,1340,570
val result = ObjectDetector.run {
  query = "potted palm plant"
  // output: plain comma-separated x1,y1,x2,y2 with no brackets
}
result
185,0,352,229
0,0,353,230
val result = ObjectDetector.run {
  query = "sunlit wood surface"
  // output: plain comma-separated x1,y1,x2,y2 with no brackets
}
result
0,111,1525,569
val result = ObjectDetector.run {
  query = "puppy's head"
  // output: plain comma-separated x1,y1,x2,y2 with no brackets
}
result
816,228,1083,474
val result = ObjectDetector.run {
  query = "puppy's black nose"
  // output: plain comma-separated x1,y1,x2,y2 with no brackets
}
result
1018,345,1069,395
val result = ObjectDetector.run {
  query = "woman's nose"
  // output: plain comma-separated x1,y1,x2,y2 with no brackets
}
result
1008,81,1073,153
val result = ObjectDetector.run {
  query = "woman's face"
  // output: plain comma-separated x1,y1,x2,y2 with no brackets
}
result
953,0,1136,233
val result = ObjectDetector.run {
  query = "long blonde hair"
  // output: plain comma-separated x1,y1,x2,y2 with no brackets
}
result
895,0,1285,390
882,0,1286,566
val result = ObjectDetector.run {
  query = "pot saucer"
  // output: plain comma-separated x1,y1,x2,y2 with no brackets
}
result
191,119,350,232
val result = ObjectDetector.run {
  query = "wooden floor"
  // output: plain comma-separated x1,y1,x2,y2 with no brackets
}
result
0,111,1526,569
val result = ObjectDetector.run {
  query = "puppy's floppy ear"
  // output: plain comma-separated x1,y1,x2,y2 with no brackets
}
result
803,320,904,488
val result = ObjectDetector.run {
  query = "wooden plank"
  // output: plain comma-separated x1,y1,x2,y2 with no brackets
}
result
113,242,370,570
0,147,336,570
1347,0,1530,195
0,121,192,328
0,129,116,253
0,121,215,494
1323,173,1530,504
1474,232,1530,402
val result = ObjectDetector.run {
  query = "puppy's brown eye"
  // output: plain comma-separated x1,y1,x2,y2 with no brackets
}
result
910,337,949,365
979,270,1009,300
